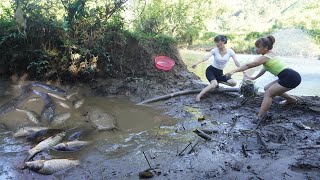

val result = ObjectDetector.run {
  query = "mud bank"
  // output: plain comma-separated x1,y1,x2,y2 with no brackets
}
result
85,77,320,180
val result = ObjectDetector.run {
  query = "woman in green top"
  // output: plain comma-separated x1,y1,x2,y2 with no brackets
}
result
226,35,301,122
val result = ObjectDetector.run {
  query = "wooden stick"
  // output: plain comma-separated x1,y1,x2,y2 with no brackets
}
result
143,151,152,169
255,131,268,150
193,129,212,141
138,88,239,105
178,142,192,156
186,138,201,154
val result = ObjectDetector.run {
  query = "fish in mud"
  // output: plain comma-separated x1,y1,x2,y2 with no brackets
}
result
26,132,66,161
14,126,49,137
32,90,55,121
66,92,78,99
57,101,71,109
16,108,41,125
85,106,117,131
50,113,71,127
73,98,85,109
31,82,67,94
67,130,85,141
52,141,91,151
47,92,67,101
26,129,62,142
25,159,80,175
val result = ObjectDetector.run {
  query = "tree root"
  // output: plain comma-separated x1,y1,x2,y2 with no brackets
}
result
138,88,239,105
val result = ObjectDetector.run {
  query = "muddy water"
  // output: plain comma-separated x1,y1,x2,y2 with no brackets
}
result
0,82,182,179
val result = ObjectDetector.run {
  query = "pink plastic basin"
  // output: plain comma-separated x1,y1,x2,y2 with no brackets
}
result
154,56,175,71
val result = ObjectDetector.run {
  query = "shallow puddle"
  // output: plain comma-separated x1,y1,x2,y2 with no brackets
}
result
0,82,180,179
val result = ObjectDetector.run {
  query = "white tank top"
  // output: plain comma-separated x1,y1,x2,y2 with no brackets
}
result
210,47,235,70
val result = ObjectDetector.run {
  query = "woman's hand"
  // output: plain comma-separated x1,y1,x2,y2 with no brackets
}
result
244,72,256,80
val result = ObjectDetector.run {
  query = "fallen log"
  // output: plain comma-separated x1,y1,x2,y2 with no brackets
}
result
138,88,239,105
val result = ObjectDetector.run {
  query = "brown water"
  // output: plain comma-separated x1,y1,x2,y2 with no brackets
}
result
0,82,181,179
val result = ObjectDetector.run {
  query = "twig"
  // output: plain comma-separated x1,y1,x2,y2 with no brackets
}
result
241,144,249,157
178,142,192,156
193,129,212,141
142,151,152,169
227,115,241,135
138,88,239,105
255,131,268,150
186,138,202,154
299,145,320,149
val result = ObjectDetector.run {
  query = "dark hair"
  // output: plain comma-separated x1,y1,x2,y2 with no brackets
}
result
255,35,275,50
214,35,228,44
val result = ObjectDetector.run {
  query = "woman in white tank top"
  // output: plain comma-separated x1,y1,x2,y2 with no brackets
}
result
192,35,242,101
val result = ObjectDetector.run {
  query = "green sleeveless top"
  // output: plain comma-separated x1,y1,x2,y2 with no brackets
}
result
263,54,287,76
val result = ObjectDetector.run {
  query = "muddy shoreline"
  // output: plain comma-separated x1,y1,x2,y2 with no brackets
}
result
0,77,319,179
85,76,320,179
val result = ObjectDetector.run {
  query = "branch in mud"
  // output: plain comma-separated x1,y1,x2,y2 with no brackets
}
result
138,88,239,105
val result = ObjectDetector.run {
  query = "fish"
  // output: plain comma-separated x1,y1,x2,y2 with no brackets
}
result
67,130,84,141
73,99,85,109
66,92,78,99
25,159,80,175
31,82,67,94
52,141,91,151
16,108,41,125
26,131,66,161
0,84,32,117
47,92,67,101
57,101,71,109
26,129,62,142
32,90,55,121
51,113,71,127
13,127,49,137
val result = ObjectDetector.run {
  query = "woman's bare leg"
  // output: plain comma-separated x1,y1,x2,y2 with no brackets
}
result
258,83,291,118
196,80,218,101
226,79,237,87
264,80,296,104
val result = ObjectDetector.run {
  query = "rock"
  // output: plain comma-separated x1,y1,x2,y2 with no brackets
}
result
84,106,117,131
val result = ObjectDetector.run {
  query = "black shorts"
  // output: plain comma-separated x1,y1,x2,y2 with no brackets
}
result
205,65,231,83
277,68,301,88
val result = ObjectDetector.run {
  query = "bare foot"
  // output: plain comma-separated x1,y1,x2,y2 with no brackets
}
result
196,95,201,102
279,99,297,105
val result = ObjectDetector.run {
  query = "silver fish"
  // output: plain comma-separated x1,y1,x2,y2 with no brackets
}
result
13,127,49,137
16,108,41,125
25,159,80,175
52,141,91,151
73,99,85,109
66,92,78,99
51,113,71,127
48,92,67,101
31,82,66,94
26,132,66,161
57,101,71,109
32,90,55,121
86,107,116,131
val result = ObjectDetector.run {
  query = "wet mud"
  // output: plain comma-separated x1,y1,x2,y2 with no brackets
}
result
0,78,320,179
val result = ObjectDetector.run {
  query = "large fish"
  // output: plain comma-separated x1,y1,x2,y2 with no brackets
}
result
57,101,71,109
13,126,49,137
66,92,78,99
32,90,55,121
26,131,66,161
16,108,41,125
50,112,71,127
52,141,91,151
31,82,67,94
0,84,32,117
26,129,62,142
25,159,80,175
